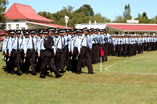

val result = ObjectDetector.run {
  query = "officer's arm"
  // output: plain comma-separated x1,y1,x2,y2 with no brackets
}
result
37,40,41,55
8,40,13,56
71,40,74,54
2,39,6,54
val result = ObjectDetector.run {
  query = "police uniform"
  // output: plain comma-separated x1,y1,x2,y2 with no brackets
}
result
8,31,23,75
24,31,37,75
40,30,62,78
54,30,66,73
76,29,94,74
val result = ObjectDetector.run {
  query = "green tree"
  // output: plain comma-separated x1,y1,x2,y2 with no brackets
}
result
112,16,125,23
0,0,9,22
123,4,132,20
75,4,94,16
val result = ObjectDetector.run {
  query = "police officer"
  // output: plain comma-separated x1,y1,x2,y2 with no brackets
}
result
8,30,23,75
40,29,62,78
76,28,94,74
24,30,37,75
54,30,66,73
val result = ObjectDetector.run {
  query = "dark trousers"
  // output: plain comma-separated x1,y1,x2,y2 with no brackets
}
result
40,56,59,76
117,44,122,56
147,43,150,51
25,50,36,73
102,45,105,62
56,49,65,71
36,51,44,72
92,44,97,63
95,44,100,63
123,44,128,57
134,44,137,55
138,44,142,54
10,50,21,73
104,43,109,60
71,47,78,72
76,47,93,73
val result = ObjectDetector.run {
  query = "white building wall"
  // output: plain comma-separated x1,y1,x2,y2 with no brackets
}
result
75,23,107,29
6,20,27,30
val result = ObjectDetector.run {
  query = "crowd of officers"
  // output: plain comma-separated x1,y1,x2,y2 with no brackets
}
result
2,28,157,78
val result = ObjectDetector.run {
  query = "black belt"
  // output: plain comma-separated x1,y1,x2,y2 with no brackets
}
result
57,48,63,50
82,46,88,48
28,49,35,51
13,49,20,51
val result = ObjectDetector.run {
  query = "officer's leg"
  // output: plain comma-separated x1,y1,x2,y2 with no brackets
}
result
49,57,60,76
15,51,22,75
85,49,93,73
31,51,37,74
40,57,49,77
76,47,86,73
60,50,66,72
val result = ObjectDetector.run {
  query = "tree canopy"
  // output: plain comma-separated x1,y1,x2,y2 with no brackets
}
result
0,0,9,23
38,5,111,27
37,4,157,27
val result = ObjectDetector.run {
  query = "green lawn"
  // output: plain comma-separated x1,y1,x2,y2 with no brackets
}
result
0,51,157,104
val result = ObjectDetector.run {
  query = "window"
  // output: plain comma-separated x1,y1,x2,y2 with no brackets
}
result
8,24,11,30
14,20,19,22
16,24,19,29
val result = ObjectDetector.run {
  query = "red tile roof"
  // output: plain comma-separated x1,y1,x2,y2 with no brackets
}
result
107,24,157,31
4,3,54,22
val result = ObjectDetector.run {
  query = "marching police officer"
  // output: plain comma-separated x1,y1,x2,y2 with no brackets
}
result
40,29,62,78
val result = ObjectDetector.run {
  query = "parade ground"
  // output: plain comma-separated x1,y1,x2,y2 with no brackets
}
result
0,51,157,104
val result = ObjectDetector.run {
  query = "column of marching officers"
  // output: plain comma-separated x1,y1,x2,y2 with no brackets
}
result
2,28,157,78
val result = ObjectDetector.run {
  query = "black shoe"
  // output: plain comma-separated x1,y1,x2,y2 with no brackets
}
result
17,72,22,76
75,72,81,74
26,72,29,74
88,72,95,74
32,71,37,75
44,72,49,75
40,74,45,78
59,70,66,73
56,74,63,78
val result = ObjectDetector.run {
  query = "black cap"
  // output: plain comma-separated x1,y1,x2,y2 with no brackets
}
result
39,31,43,34
10,31,15,35
105,28,109,31
66,29,70,32
55,28,59,31
43,31,48,34
48,28,54,32
16,30,21,34
73,31,76,34
93,29,97,32
76,29,81,33
83,28,89,31
59,29,66,33
30,30,35,34
55,31,59,34
24,31,29,35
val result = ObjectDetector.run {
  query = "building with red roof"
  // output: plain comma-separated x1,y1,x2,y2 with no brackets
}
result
75,19,157,35
4,3,73,30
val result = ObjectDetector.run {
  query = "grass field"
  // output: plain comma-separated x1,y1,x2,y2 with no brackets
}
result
0,51,157,104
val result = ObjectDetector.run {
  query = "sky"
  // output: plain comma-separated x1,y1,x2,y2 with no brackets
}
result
6,0,157,21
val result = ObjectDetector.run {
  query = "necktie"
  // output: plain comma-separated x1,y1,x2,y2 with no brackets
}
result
61,37,63,49
32,37,35,50
86,35,88,46
125,38,126,44
17,38,19,50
